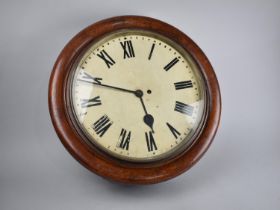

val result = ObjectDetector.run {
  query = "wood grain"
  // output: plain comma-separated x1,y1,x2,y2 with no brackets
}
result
48,16,221,184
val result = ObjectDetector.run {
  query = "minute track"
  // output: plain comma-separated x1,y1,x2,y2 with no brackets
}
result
71,29,207,162
50,16,220,183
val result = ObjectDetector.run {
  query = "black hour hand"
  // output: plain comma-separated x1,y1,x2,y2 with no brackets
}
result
144,114,154,133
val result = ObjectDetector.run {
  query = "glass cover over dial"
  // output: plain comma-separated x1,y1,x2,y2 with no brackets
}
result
70,30,206,162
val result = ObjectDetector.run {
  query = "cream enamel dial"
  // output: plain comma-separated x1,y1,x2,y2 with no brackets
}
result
70,30,206,162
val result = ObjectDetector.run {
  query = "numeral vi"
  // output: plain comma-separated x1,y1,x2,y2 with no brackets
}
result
145,131,157,152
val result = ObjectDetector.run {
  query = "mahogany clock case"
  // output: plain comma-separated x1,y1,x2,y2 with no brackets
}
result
48,16,221,184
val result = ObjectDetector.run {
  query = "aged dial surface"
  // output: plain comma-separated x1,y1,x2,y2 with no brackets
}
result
70,30,206,162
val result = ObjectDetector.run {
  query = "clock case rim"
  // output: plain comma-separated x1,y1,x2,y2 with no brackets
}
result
48,16,221,184
67,29,208,163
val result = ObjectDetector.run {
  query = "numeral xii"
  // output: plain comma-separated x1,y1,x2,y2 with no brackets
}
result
120,40,135,59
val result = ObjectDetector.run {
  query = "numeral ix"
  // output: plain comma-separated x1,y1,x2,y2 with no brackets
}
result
81,96,101,108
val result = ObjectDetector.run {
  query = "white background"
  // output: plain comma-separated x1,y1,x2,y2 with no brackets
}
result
0,0,279,209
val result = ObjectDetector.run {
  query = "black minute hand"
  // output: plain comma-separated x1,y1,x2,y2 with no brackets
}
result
78,73,155,133
78,78,136,94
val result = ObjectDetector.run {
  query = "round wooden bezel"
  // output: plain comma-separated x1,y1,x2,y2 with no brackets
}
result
48,16,221,184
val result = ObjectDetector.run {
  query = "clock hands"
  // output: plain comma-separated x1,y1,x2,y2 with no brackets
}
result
79,74,155,132
135,90,155,133
77,78,136,94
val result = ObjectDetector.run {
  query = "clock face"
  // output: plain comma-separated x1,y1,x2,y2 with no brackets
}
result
69,30,206,162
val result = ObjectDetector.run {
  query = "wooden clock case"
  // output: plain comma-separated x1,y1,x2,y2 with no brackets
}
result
48,16,221,184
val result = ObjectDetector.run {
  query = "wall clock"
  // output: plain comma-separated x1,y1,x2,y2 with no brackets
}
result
49,16,221,184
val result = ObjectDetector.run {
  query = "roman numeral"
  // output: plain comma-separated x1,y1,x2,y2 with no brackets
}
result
92,115,113,137
97,50,115,68
164,57,179,71
145,131,157,152
174,80,193,90
166,122,181,139
78,71,102,84
81,96,101,108
117,128,131,150
120,40,135,59
175,101,194,116
148,43,155,60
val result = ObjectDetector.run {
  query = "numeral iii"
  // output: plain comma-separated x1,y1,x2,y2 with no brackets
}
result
174,80,193,90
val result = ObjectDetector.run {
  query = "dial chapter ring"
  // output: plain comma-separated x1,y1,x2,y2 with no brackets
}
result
48,16,221,184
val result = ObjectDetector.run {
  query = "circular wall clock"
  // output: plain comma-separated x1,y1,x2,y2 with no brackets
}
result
49,16,221,184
